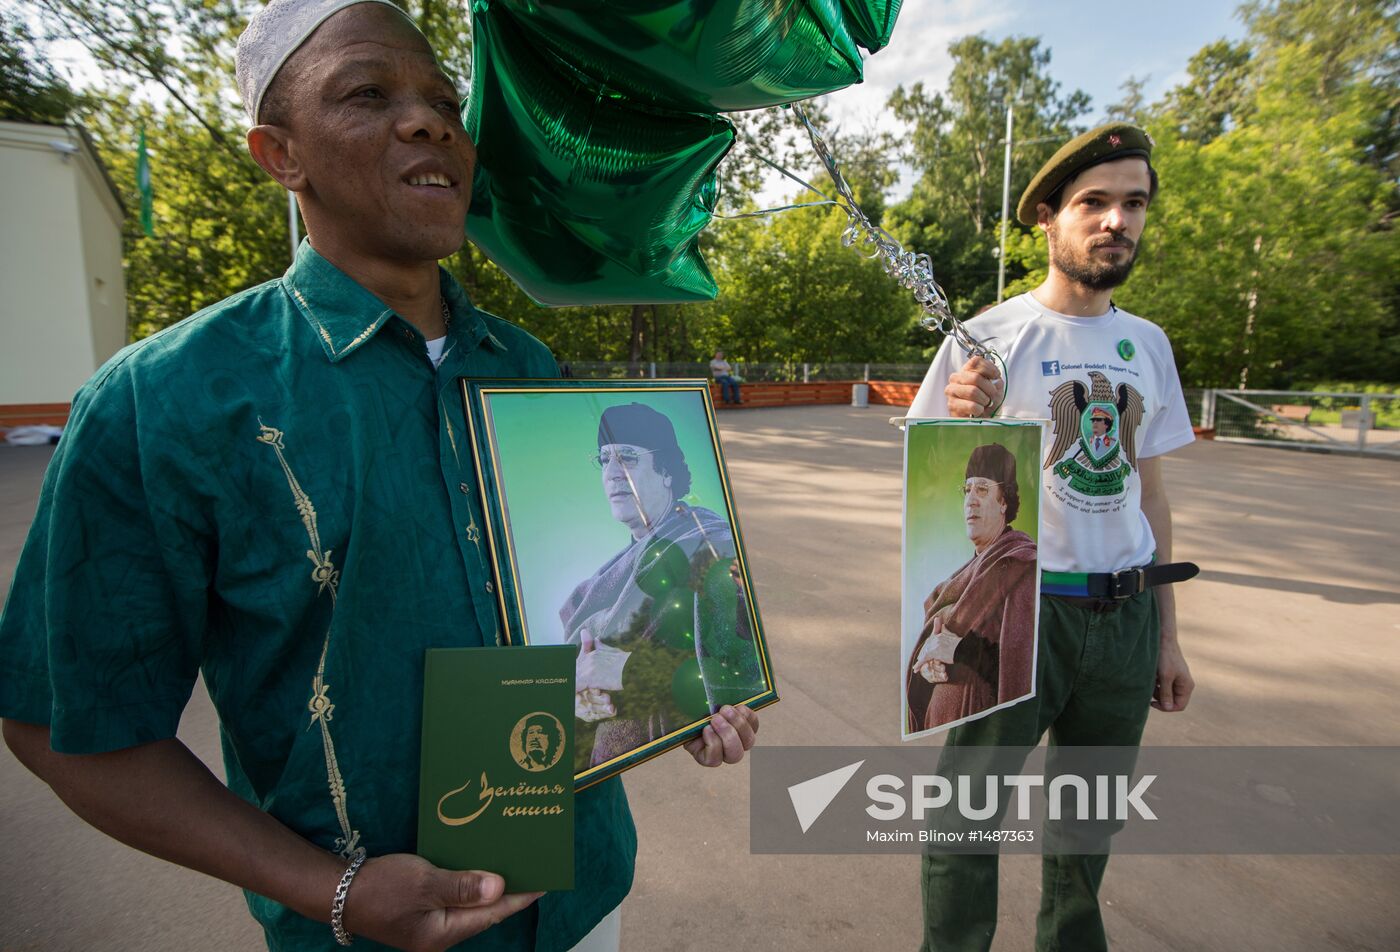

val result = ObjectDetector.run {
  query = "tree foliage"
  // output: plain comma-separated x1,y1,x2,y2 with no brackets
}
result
1106,75,1151,126
1007,0,1399,388
5,0,1394,383
1132,0,1400,388
884,36,1092,322
1,11,83,124
1159,40,1255,144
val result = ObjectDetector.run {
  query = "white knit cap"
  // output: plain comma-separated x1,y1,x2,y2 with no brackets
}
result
235,0,418,125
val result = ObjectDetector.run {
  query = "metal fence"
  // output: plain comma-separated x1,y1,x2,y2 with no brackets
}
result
1197,389,1400,458
553,368,1398,459
560,361,929,382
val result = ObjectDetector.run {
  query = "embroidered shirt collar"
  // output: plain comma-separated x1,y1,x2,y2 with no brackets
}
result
283,240,508,362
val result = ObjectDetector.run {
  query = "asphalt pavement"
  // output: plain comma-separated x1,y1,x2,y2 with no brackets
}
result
2,407,1397,951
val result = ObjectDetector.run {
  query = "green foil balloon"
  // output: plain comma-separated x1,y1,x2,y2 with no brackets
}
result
841,0,903,53
465,0,905,305
495,0,865,112
465,6,733,306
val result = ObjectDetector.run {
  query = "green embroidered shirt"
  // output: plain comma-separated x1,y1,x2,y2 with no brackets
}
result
0,241,636,951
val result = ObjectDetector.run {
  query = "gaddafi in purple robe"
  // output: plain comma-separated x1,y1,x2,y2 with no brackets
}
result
907,442,1038,732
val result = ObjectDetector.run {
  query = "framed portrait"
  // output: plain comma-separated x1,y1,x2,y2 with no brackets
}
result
462,378,777,789
902,419,1045,740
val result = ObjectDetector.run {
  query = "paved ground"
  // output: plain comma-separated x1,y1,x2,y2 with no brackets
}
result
2,406,1398,951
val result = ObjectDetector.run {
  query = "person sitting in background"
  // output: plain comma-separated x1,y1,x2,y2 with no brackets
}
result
709,349,741,405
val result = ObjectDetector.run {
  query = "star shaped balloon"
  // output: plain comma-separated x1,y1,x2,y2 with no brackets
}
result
463,0,903,306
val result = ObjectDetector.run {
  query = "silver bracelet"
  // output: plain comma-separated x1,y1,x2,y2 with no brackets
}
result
331,849,368,947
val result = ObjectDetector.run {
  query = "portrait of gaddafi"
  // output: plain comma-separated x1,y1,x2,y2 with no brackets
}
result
903,423,1043,738
473,386,772,781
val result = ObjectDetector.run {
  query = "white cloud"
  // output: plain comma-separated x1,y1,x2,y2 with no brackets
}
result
837,0,1015,120
749,0,1013,207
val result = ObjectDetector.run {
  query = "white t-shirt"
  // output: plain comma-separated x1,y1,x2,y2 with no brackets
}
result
909,293,1194,574
710,358,732,378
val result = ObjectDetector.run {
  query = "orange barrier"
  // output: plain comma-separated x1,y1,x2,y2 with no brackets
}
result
709,380,853,409
867,381,919,407
2,387,922,426
0,403,71,428
707,380,922,409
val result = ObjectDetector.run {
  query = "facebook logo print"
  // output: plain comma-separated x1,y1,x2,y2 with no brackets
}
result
1042,360,1061,376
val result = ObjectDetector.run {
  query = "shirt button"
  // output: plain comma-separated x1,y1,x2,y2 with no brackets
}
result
458,482,470,494
485,581,495,594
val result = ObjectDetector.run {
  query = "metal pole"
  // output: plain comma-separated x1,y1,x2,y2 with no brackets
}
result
997,100,1014,303
803,362,809,383
288,190,300,260
1358,394,1372,453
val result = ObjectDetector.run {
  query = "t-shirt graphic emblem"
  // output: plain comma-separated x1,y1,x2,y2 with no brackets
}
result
1044,371,1145,497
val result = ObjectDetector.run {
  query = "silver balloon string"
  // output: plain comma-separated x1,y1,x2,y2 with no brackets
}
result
715,104,991,358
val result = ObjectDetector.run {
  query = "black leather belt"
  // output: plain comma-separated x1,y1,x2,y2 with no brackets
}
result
1042,562,1200,600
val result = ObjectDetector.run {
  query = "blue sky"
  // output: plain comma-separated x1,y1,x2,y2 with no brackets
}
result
855,0,1249,123
1019,0,1249,115
758,0,1250,203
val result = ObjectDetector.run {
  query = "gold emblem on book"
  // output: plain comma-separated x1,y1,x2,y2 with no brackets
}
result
510,711,565,772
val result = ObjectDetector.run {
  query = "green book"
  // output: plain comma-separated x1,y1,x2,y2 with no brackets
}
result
417,645,576,892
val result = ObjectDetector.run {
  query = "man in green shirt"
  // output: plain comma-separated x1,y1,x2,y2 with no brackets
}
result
0,2,758,950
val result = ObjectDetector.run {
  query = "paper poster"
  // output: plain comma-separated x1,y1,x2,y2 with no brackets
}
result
902,419,1045,739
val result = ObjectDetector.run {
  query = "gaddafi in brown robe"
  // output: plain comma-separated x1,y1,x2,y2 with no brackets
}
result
906,527,1037,732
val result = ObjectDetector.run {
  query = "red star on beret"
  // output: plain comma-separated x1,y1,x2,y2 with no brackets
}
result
1108,134,1122,147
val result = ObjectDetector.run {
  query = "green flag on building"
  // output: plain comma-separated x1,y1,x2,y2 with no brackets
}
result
137,126,153,238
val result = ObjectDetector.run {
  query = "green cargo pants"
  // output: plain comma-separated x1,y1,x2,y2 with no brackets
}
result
920,591,1160,952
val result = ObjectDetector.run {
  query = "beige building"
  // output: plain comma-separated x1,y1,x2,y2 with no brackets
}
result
0,120,126,419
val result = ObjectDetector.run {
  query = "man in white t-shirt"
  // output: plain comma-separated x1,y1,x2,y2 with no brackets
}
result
909,123,1198,952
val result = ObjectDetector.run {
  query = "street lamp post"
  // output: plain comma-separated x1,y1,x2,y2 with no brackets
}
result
997,103,1060,304
997,100,1014,303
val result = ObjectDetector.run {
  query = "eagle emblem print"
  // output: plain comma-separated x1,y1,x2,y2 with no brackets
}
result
1045,371,1144,497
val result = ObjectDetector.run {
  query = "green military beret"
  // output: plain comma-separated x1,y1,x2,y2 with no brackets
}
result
1016,122,1154,225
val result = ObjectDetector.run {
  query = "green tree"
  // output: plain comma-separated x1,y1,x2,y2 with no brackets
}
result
1106,75,1151,125
1129,0,1397,387
884,36,1092,324
85,94,292,340
715,100,832,208
13,1,973,367
1008,0,1398,388
1157,40,1255,144
0,10,83,124
702,197,921,367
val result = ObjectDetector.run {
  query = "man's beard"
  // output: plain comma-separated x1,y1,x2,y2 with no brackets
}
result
1048,226,1142,291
